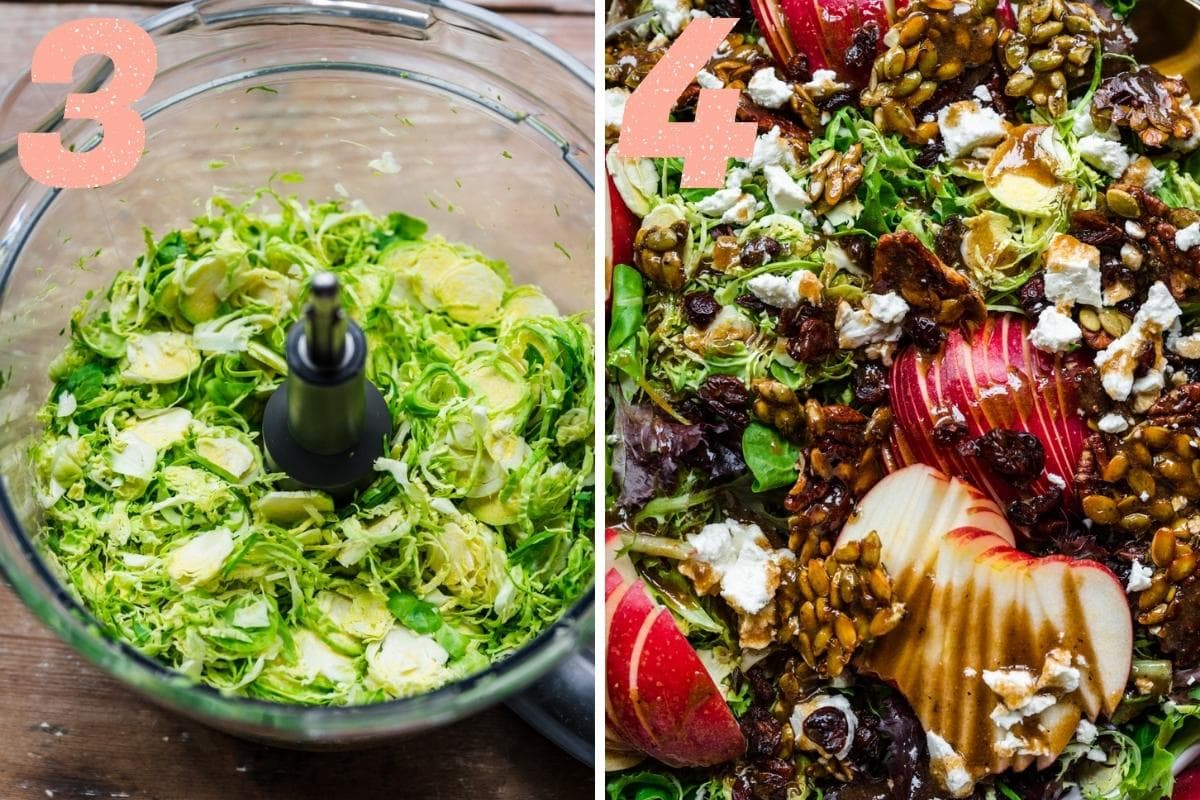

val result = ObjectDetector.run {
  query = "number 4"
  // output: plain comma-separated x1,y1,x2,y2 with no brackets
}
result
18,18,157,189
618,17,757,189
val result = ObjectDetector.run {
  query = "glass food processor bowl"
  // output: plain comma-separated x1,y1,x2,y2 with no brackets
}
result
0,0,595,749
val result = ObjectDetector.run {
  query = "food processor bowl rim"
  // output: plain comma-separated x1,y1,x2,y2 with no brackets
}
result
0,0,596,739
0,0,594,165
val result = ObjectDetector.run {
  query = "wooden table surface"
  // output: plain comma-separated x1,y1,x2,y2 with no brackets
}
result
0,2,595,799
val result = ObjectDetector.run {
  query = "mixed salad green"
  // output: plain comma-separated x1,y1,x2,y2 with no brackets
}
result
31,188,594,704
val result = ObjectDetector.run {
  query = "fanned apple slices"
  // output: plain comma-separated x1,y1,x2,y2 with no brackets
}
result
604,529,746,769
837,465,1132,789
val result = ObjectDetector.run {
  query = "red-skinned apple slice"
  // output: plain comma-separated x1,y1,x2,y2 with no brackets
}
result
1177,762,1200,800
607,170,637,276
749,0,799,68
604,529,746,769
751,0,902,82
837,465,1133,791
889,314,1088,513
813,0,863,74
995,0,1016,29
779,0,831,72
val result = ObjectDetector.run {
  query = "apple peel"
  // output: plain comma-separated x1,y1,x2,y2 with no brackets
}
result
604,529,746,769
889,313,1088,511
838,465,1132,789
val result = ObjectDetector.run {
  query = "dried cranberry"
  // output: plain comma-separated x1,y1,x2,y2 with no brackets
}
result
1071,366,1110,416
915,137,946,169
972,429,1046,483
842,22,880,77
779,52,812,84
818,89,856,113
682,291,720,328
778,300,831,337
710,223,737,240
745,665,776,703
741,236,783,267
1070,210,1126,249
839,235,873,272
852,362,889,405
935,216,967,272
733,759,794,800
931,413,968,446
1018,274,1049,317
1006,486,1063,526
903,314,946,353
1135,339,1158,372
737,293,768,314
849,709,883,767
787,318,838,364
698,374,752,428
803,706,850,756
701,0,748,21
740,705,783,759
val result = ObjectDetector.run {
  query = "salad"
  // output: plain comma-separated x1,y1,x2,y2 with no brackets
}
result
31,188,594,704
605,0,1200,798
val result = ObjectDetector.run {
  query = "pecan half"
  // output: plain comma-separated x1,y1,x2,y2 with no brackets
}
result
872,230,986,328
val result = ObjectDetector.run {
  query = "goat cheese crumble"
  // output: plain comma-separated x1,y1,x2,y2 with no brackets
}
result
747,68,793,109
686,519,791,615
1098,413,1130,434
1094,281,1181,401
1127,559,1154,593
1078,134,1131,178
926,731,974,798
835,293,909,350
1043,234,1102,309
1177,221,1200,251
695,69,722,89
1030,306,1082,353
651,0,691,36
604,88,629,128
937,100,1007,160
802,69,847,98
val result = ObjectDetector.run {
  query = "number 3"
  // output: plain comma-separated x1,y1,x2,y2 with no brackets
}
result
618,17,758,189
18,18,157,189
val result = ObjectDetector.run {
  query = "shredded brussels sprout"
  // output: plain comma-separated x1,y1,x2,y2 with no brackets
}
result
31,189,594,704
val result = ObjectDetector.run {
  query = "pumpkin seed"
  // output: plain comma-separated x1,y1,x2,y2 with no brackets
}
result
1139,603,1171,626
916,41,939,76
869,606,904,637
1139,575,1169,609
1106,187,1142,218
1099,308,1131,337
1169,552,1197,582
898,13,929,46
935,60,965,81
1004,41,1028,71
1151,527,1177,567
1030,0,1055,24
1064,14,1092,34
1006,69,1036,96
1029,48,1065,71
894,69,924,98
1030,20,1064,43
808,559,830,596
1120,512,1152,533
1082,494,1118,524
